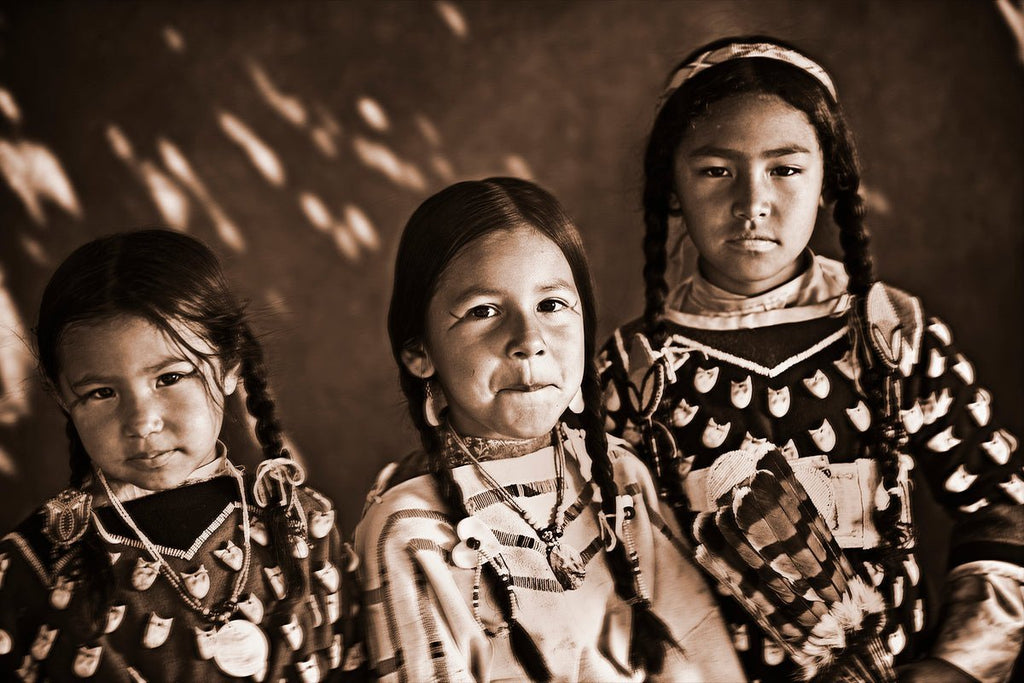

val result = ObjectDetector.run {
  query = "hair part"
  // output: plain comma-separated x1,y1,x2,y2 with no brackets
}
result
387,177,675,675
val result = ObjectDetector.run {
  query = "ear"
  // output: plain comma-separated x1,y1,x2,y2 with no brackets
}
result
400,343,435,379
223,363,241,396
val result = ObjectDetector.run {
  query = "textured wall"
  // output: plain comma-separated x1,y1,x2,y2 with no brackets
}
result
1,1,1021,552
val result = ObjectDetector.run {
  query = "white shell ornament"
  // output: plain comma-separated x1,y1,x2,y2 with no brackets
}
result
967,388,992,427
730,376,753,409
194,626,218,660
142,613,172,649
803,369,830,399
731,623,749,651
921,389,953,424
246,520,269,546
780,439,799,461
452,516,500,569
281,614,303,651
296,655,321,683
926,348,946,378
845,400,871,432
182,565,210,599
308,594,323,628
72,644,102,675
763,638,786,666
959,498,990,513
213,541,244,571
31,625,59,660
104,604,126,634
927,426,961,453
0,629,10,655
928,320,952,345
767,386,790,418
264,566,286,600
944,464,977,493
325,591,341,623
50,575,75,609
999,475,1024,504
888,625,907,655
833,350,859,381
314,562,341,593
913,599,925,632
900,402,924,434
131,557,160,591
238,592,265,624
292,536,310,559
904,557,920,586
693,366,719,394
310,508,336,539
981,429,1017,465
671,399,699,427
739,432,768,453
702,418,730,449
808,419,836,453
951,355,975,384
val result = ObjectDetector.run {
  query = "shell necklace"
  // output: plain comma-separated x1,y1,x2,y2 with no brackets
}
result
448,425,586,590
96,465,270,678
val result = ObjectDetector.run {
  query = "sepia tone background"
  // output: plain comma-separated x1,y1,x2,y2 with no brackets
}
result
1,0,1021,584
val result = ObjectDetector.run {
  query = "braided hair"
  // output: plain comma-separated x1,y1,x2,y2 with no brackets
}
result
35,228,305,630
642,36,907,563
388,178,676,678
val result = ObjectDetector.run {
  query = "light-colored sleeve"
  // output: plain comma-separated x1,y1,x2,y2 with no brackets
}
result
614,445,746,682
353,478,491,683
930,560,1024,683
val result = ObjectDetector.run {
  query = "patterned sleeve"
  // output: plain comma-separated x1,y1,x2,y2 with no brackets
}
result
901,316,1024,682
352,478,482,683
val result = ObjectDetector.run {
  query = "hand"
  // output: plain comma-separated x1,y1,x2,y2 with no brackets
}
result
896,657,978,683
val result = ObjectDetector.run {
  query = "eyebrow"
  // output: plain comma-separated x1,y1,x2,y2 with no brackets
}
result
687,144,814,159
448,279,578,305
68,357,192,389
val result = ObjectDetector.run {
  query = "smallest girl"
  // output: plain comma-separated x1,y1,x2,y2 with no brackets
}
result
0,230,349,682
352,177,743,681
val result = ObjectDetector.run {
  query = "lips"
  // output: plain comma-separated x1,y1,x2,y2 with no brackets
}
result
727,235,778,252
502,384,556,393
130,449,177,461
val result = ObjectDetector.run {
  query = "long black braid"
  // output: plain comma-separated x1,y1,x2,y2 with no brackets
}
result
641,36,909,572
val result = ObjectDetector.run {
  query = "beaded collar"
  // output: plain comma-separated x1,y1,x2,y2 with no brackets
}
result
441,429,552,466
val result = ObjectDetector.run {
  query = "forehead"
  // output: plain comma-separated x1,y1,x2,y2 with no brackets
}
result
58,314,212,376
680,93,821,156
434,227,577,298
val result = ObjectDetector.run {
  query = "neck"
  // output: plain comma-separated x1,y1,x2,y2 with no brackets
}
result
441,425,556,465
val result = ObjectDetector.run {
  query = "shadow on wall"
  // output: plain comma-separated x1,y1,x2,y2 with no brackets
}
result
0,1,1021,542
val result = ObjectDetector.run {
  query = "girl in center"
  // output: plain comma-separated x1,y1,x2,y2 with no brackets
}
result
353,177,742,681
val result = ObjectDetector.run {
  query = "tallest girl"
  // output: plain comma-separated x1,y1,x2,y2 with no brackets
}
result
601,37,1023,682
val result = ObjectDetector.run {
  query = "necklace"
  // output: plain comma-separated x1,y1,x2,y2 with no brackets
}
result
448,425,587,591
96,466,269,678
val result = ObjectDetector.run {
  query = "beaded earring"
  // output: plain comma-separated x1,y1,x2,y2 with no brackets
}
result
568,387,585,414
424,380,447,427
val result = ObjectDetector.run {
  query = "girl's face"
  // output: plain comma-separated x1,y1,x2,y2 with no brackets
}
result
406,226,585,440
57,314,238,491
674,93,825,295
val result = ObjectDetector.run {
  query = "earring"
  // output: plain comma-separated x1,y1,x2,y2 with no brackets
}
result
424,380,447,427
569,387,585,414
667,193,683,217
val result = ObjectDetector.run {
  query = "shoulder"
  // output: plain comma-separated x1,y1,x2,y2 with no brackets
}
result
1,489,89,588
354,460,451,553
864,281,926,376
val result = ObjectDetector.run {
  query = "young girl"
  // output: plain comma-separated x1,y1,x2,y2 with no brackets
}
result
0,230,347,682
601,37,1024,682
352,177,743,681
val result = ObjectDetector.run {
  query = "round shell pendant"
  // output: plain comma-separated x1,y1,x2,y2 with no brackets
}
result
547,543,586,591
212,620,269,678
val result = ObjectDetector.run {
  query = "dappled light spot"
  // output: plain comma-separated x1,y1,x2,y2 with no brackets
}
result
343,204,380,251
218,110,286,187
430,154,454,181
0,87,21,124
106,123,135,161
162,25,186,53
435,1,468,39
860,183,891,216
248,60,308,128
356,97,390,133
0,445,16,478
352,135,426,191
332,225,360,261
996,0,1024,64
0,267,31,427
311,127,337,158
158,137,246,251
299,191,332,232
140,161,191,231
19,234,49,266
414,114,442,147
0,139,82,225
264,288,291,317
504,154,534,181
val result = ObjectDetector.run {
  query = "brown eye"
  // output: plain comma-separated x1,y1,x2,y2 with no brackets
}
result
467,305,498,319
537,299,567,313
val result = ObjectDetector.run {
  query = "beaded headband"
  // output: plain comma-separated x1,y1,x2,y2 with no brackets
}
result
659,42,838,107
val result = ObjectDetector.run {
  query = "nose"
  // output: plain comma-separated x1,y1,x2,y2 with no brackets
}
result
122,391,163,438
506,311,546,360
732,171,771,222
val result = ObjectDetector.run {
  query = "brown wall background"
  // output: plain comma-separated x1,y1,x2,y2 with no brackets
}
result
1,1,1021,554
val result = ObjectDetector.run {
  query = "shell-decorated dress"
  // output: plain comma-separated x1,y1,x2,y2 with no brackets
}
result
600,255,1024,683
352,425,744,682
0,459,350,682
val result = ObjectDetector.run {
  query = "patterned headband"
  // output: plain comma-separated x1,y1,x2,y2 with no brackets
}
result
659,42,838,107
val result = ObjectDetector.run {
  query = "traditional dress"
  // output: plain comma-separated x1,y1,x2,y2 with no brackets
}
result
600,254,1024,682
0,456,348,682
353,425,743,682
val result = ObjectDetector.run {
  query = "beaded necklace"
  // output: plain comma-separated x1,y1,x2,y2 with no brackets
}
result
448,425,587,590
95,466,252,623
